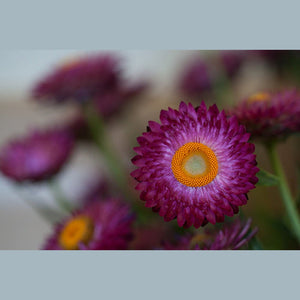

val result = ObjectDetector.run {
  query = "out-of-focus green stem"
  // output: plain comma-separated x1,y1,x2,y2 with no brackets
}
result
50,180,74,213
82,103,132,201
14,184,62,224
266,142,300,244
82,103,159,223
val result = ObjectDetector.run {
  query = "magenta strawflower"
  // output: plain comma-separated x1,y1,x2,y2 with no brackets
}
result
43,198,135,250
32,54,120,103
161,218,258,250
131,102,258,228
201,218,258,250
0,128,74,182
229,90,300,141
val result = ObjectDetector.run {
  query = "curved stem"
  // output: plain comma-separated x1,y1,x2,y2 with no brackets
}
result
50,180,74,213
266,142,300,244
14,184,62,224
82,103,133,201
82,103,158,223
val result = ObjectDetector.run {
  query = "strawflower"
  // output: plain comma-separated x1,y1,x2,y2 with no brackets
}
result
229,90,300,142
0,128,74,182
131,102,258,228
43,198,135,250
161,218,258,250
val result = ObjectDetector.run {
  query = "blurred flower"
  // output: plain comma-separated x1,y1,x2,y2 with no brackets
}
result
131,102,258,228
32,54,121,103
0,128,74,182
43,198,135,250
220,50,246,78
179,58,212,96
62,80,148,140
63,114,91,140
161,218,258,250
79,178,111,206
228,90,300,142
202,218,258,250
256,50,298,70
93,80,149,119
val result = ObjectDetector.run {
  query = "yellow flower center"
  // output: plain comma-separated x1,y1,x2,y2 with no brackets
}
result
247,92,271,103
59,216,94,250
171,142,218,187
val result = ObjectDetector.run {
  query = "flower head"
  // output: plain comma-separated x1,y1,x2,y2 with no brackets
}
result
229,90,300,141
0,128,74,182
202,218,258,250
179,59,212,96
161,218,258,250
131,102,258,228
43,199,135,250
32,54,120,103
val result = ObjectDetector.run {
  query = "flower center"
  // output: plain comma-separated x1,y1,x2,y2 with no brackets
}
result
171,142,218,187
59,216,94,250
247,92,271,103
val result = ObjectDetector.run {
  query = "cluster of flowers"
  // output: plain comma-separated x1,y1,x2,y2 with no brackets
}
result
1,51,300,250
179,50,300,98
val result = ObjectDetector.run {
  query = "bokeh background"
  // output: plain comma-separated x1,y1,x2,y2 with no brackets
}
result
0,50,299,249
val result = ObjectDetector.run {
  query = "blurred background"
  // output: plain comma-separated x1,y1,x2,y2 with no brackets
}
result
0,50,299,249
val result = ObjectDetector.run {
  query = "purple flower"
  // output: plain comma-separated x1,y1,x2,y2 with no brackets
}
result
131,102,259,228
202,218,258,250
161,218,258,250
228,90,300,141
179,59,212,96
32,54,121,103
0,128,74,182
93,80,148,119
42,198,135,250
220,50,246,78
61,80,148,140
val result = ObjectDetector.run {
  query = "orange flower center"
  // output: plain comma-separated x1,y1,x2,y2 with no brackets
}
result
171,142,218,187
59,216,94,250
247,92,271,103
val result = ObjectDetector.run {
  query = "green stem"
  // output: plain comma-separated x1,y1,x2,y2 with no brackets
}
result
50,180,73,213
266,142,300,244
82,103,132,201
82,103,158,222
14,184,61,224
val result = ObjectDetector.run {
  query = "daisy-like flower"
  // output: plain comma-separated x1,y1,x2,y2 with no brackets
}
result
32,54,120,103
161,218,258,250
201,218,258,250
131,102,258,228
229,90,300,141
43,199,135,250
0,128,74,182
179,59,212,96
